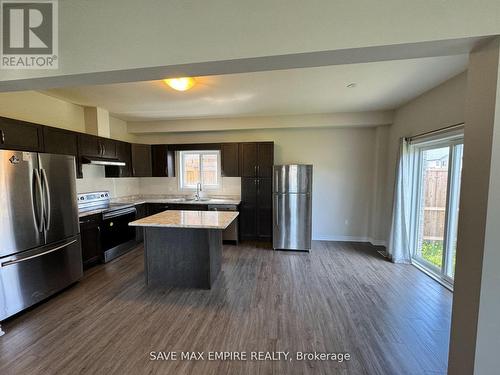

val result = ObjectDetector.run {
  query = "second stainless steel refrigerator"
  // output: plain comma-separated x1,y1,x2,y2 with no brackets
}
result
273,164,312,251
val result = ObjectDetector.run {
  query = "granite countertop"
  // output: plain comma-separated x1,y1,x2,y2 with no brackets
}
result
79,195,241,218
111,195,241,206
79,209,106,218
129,210,239,229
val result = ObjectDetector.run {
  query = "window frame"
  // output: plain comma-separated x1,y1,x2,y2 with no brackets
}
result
178,150,221,191
408,131,464,290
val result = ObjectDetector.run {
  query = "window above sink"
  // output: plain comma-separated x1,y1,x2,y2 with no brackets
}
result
178,150,221,191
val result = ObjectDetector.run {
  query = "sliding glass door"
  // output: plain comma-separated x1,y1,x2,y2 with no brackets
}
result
410,135,463,287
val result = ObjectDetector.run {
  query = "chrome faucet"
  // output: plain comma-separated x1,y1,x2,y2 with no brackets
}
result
195,182,202,201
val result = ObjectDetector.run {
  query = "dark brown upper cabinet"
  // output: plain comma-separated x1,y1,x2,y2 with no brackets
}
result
78,134,116,159
77,134,100,158
131,143,152,177
168,143,221,152
43,126,82,178
221,143,239,177
239,143,257,177
0,116,43,152
105,141,132,177
151,145,175,177
100,137,116,159
43,126,79,156
239,142,274,178
257,142,274,178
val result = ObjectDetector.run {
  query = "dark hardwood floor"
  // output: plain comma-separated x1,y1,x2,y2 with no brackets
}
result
0,241,452,375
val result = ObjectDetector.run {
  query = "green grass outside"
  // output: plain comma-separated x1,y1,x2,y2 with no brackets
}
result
421,240,443,268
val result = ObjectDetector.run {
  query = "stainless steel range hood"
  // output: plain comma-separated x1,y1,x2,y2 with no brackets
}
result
82,156,126,167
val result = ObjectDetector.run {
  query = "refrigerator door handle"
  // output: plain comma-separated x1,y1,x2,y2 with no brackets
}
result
33,169,44,232
0,239,77,268
274,196,278,227
41,168,51,231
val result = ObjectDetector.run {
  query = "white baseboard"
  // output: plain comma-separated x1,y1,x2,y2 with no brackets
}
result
313,235,386,247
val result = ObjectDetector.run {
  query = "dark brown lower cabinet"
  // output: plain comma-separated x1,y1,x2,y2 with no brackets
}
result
79,214,102,269
240,177,272,241
257,178,273,240
146,203,209,216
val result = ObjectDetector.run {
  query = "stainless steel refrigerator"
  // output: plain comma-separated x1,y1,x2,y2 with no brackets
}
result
273,164,312,251
0,150,82,321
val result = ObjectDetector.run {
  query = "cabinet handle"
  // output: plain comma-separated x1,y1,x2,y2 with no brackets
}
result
103,143,106,155
254,165,257,176
257,165,260,177
257,179,260,193
0,130,4,144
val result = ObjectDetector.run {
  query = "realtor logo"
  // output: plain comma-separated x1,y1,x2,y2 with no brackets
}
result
1,0,58,69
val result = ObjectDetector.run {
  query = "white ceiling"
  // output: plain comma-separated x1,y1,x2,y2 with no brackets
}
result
43,55,467,122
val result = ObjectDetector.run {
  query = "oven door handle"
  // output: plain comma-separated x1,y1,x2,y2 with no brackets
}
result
102,207,137,220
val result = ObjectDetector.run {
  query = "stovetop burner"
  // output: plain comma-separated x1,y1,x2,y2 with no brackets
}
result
77,191,134,215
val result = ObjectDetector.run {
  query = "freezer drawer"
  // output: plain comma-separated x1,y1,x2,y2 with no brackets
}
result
0,235,83,320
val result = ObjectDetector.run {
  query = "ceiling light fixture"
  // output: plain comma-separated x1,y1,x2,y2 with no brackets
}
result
346,83,357,88
164,77,196,91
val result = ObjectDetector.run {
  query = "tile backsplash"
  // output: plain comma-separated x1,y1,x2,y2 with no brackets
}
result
76,165,241,198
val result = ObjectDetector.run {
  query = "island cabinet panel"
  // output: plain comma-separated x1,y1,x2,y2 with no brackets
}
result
151,145,175,177
143,227,222,289
131,143,152,177
79,214,102,269
0,117,43,152
135,204,147,242
221,143,239,177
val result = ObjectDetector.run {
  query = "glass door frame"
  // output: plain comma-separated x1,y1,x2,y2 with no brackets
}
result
408,133,464,289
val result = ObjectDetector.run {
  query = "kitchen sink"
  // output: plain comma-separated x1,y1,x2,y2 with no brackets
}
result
173,197,211,202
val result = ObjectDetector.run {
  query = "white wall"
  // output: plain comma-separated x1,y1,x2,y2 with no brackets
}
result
76,165,141,197
135,126,383,242
381,72,467,241
109,116,139,143
0,91,86,132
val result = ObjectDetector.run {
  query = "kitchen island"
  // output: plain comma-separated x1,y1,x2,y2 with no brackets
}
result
129,210,238,289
